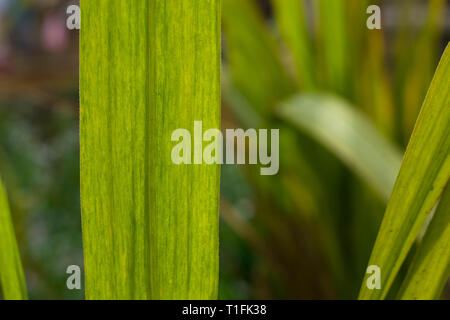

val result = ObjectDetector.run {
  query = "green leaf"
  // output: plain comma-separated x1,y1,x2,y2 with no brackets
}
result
271,0,316,90
80,0,220,299
0,178,27,300
398,184,450,300
222,0,294,117
400,0,447,140
277,93,403,202
316,0,350,96
359,44,450,300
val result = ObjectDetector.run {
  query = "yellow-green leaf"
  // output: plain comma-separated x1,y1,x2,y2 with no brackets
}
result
398,184,450,300
359,44,450,300
0,178,27,300
317,0,350,96
80,0,220,299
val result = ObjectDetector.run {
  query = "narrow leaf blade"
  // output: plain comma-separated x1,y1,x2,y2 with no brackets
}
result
398,184,450,300
222,0,294,116
271,0,316,89
359,44,450,300
317,0,350,96
0,178,27,300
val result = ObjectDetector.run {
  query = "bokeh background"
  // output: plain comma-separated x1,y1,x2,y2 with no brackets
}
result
0,0,449,299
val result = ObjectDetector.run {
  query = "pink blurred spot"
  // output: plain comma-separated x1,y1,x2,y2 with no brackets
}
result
42,14,68,52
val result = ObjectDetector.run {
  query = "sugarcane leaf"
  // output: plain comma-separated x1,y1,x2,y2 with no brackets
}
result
358,44,450,300
277,93,403,202
80,0,220,299
398,184,450,300
0,178,27,300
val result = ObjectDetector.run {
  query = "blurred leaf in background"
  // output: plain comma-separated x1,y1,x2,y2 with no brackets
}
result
222,0,449,299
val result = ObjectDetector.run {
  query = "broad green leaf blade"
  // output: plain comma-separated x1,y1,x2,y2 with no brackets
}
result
0,178,27,300
277,93,403,202
398,184,450,300
271,0,316,90
80,0,220,299
359,44,450,300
